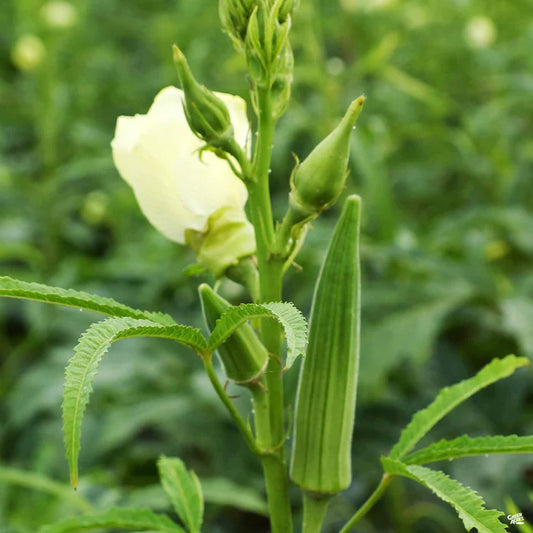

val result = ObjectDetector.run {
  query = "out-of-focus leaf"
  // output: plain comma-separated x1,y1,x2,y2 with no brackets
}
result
502,298,533,358
0,465,92,512
360,295,466,397
157,457,203,533
39,507,184,533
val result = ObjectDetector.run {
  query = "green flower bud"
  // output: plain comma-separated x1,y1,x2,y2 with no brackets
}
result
290,195,361,494
173,45,235,150
219,0,255,45
271,41,293,118
185,206,256,278
278,0,298,22
289,96,365,220
244,1,292,89
199,284,268,385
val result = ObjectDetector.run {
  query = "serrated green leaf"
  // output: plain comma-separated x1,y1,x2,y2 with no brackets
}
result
39,507,184,533
382,458,508,533
208,302,307,368
405,434,533,465
389,355,528,460
157,456,203,533
0,276,175,325
63,318,207,488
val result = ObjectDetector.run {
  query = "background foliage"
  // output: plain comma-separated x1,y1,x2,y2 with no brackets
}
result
1,0,533,531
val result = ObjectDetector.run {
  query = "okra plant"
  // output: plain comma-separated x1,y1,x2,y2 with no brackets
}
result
2,1,533,532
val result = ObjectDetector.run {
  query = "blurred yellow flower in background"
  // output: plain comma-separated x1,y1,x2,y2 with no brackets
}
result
41,1,78,29
11,35,46,71
465,16,497,49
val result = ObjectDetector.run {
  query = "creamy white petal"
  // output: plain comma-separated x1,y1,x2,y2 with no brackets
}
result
215,91,251,151
111,114,148,186
111,85,252,247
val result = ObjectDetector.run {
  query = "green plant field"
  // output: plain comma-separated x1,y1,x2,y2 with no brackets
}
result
1,0,533,531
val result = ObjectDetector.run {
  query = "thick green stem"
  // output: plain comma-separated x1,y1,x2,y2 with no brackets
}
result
340,474,393,533
247,87,293,533
302,493,331,533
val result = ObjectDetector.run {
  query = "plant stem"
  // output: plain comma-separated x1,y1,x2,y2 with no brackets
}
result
339,474,393,533
302,493,331,533
203,356,262,456
247,86,293,533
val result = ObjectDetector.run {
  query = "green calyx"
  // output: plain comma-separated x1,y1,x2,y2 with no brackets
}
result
290,195,362,494
289,96,365,221
219,0,256,44
173,45,235,150
199,284,268,385
244,0,293,93
220,0,297,47
185,206,256,278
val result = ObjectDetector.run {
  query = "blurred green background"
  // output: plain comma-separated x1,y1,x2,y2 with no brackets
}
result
2,0,533,531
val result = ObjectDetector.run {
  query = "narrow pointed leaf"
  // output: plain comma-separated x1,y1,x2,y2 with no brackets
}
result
382,458,507,533
158,456,203,533
405,435,533,465
0,276,174,324
63,318,207,488
389,355,528,460
39,507,184,533
208,302,307,368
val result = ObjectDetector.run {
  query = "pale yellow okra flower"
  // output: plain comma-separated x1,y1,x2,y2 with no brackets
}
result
111,86,255,275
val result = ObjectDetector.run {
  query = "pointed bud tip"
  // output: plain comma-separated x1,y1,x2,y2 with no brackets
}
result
172,44,185,64
348,95,365,115
198,283,210,294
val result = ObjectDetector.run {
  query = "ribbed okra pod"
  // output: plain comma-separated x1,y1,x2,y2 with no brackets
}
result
290,195,361,494
199,283,268,385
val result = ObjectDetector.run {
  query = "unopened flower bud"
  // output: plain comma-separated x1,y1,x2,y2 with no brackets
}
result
291,195,361,494
278,0,298,22
199,283,268,385
173,45,236,152
219,0,256,45
289,96,365,220
244,2,292,89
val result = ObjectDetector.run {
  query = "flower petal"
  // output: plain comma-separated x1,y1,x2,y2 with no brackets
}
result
111,86,252,246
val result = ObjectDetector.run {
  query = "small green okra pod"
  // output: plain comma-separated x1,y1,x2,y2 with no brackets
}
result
199,284,268,385
290,195,361,494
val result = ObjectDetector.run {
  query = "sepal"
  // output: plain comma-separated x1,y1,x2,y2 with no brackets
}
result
173,45,239,156
199,284,268,385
